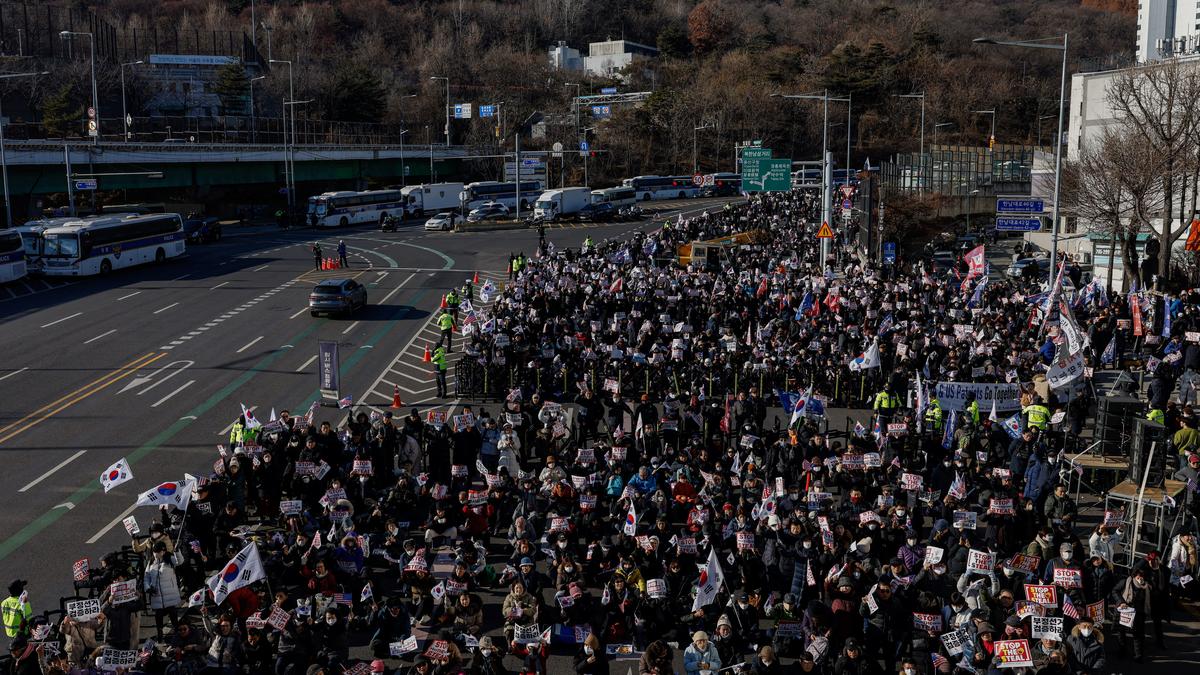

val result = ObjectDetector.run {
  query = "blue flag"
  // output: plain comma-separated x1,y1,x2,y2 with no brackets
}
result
775,390,803,415
1101,337,1117,365
1162,296,1172,338
941,410,958,450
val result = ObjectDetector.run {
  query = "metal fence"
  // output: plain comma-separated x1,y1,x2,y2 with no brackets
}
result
0,114,412,146
881,144,1037,197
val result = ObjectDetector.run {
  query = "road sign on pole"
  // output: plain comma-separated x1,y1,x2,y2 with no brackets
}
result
815,222,834,239
996,197,1044,214
841,198,853,210
741,148,774,190
693,173,704,186
994,216,1043,232
839,185,855,199
73,178,98,191
579,140,589,152
883,242,896,264
760,159,792,192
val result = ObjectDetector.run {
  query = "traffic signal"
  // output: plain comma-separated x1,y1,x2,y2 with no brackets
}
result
590,151,596,158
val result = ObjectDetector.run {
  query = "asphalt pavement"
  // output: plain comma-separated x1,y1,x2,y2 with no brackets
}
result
0,197,732,619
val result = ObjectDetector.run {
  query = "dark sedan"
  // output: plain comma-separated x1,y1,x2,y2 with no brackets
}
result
309,278,368,316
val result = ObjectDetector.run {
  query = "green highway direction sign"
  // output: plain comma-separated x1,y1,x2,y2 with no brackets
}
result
759,159,791,192
741,147,773,190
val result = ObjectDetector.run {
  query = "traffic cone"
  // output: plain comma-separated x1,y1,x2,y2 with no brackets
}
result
472,271,479,284
439,294,447,309
423,343,431,363
321,258,328,270
391,385,403,409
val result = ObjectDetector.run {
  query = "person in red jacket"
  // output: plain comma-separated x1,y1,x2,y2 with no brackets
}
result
301,559,339,597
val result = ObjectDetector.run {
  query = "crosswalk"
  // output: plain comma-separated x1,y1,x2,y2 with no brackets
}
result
1,275,74,301
360,270,507,413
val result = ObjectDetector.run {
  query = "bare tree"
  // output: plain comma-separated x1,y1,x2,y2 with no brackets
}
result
1107,58,1200,277
1061,127,1168,290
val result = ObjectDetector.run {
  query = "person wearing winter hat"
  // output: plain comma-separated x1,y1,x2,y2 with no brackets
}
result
685,631,721,675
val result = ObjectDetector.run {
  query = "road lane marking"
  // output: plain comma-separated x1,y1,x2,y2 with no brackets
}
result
236,336,264,353
153,302,179,314
126,360,195,396
83,329,117,344
87,503,138,544
210,281,229,290
296,354,318,372
290,307,309,319
151,379,195,408
0,352,165,446
117,291,141,301
40,312,82,328
254,264,270,272
380,273,416,304
342,321,360,335
18,450,87,493
0,367,28,383
171,274,190,281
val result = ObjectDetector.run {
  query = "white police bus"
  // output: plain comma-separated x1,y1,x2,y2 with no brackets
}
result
590,186,638,208
40,213,186,276
309,189,406,227
0,229,27,283
9,217,72,275
460,181,543,212
621,175,700,201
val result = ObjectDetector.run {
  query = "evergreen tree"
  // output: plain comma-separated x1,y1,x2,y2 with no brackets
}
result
328,65,385,124
212,62,250,116
40,83,80,138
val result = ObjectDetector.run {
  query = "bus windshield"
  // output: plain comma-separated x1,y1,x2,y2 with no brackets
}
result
42,233,80,258
0,231,20,255
314,198,330,216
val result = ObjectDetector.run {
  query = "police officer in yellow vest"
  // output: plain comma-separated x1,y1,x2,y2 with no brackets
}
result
433,345,448,398
1148,407,1165,425
965,392,981,426
925,395,944,432
584,236,594,253
436,309,455,353
1,580,31,639
445,289,460,320
873,387,898,424
1023,396,1051,432
228,419,245,448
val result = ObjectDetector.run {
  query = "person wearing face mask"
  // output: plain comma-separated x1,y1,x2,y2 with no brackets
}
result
1113,566,1155,662
468,635,509,675
142,541,182,639
572,632,609,675
368,597,412,659
1065,617,1106,675
1087,525,1123,564
897,530,924,574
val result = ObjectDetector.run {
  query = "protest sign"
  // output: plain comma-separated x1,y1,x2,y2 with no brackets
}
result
109,579,138,604
1008,554,1040,575
1024,584,1058,608
1031,616,1063,640
966,549,994,574
73,558,90,582
913,612,943,632
1118,607,1135,627
1053,568,1082,589
988,498,1015,516
1015,601,1046,619
994,640,1033,668
100,648,138,670
66,599,101,621
900,473,923,490
924,546,945,566
953,511,977,530
941,630,968,656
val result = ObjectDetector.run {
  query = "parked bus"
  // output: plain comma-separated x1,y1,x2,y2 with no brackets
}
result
11,217,74,273
40,213,186,276
460,181,543,212
100,202,167,215
0,229,27,283
590,186,637,208
309,189,406,227
621,175,701,201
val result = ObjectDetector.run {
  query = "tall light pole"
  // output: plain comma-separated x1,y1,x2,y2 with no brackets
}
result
260,22,273,61
932,121,953,148
974,34,1069,285
59,31,98,145
693,122,714,174
249,75,266,143
430,76,450,147
119,60,142,142
1036,114,1056,148
398,93,417,186
564,82,581,135
830,95,851,186
972,108,997,150
773,90,833,269
896,92,925,190
269,59,295,214
0,71,47,227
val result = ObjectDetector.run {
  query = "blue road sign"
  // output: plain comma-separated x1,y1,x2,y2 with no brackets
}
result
74,178,98,191
883,242,896,264
580,141,590,152
996,197,1044,213
601,87,617,94
995,216,1043,232
479,105,495,118
841,199,853,210
591,105,611,118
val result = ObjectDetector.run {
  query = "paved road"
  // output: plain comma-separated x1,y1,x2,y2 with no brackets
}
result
0,197,731,613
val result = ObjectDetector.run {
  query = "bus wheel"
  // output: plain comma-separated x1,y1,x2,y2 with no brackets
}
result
100,259,112,275
678,191,686,199
641,193,651,201
155,248,166,264
340,217,349,227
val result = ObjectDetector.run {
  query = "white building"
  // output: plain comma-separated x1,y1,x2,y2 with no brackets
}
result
583,39,658,79
548,42,583,72
1137,0,1200,62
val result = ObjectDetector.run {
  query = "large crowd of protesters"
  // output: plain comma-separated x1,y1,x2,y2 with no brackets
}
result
4,190,1200,675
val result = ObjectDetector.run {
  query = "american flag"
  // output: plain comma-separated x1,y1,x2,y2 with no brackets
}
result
932,653,949,670
1062,593,1081,619
338,394,353,409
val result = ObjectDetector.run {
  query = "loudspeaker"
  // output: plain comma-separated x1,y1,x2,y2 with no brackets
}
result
1129,417,1168,486
1097,396,1145,457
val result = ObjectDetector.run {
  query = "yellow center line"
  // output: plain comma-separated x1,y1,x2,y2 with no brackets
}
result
0,352,167,446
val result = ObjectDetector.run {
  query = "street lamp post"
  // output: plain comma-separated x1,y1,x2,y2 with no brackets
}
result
972,108,997,150
974,34,1069,286
120,60,143,142
896,93,925,189
692,122,714,174
933,122,954,148
397,94,417,186
564,83,581,134
1036,114,1056,148
269,59,295,214
430,76,450,147
772,91,833,267
0,71,47,227
249,75,266,143
59,31,98,145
